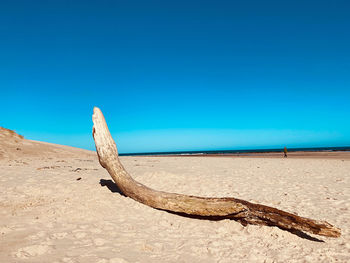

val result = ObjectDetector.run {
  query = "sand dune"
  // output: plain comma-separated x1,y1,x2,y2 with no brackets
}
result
0,128,349,262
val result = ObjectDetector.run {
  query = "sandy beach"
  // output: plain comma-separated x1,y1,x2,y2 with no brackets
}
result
1,128,350,262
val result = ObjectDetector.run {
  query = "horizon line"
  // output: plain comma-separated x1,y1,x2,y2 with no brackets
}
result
118,146,350,156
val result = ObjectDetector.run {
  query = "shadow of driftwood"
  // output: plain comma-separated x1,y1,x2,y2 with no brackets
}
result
99,179,126,197
288,229,324,242
100,179,324,242
164,210,324,242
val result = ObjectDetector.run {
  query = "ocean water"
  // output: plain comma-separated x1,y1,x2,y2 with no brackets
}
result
119,146,350,156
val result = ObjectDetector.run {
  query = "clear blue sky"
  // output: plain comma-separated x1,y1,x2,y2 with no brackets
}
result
1,0,349,153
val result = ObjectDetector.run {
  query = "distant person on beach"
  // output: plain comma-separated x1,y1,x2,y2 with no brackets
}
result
284,146,288,158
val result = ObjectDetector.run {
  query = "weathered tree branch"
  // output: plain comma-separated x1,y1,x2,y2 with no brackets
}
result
92,107,340,238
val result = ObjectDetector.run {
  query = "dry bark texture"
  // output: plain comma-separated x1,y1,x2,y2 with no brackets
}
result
92,107,341,238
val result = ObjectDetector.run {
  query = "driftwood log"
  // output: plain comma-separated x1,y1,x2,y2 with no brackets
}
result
92,107,340,238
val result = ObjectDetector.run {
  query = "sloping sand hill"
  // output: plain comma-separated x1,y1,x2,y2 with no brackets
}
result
1,128,349,262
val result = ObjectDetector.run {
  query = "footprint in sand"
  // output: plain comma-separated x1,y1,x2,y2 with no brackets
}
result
73,232,87,239
93,238,106,246
51,232,68,239
15,244,50,258
28,231,47,240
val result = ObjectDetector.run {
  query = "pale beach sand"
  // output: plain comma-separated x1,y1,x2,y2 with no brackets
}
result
1,128,350,262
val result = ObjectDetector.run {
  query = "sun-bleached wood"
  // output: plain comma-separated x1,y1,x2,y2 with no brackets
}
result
92,107,340,238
